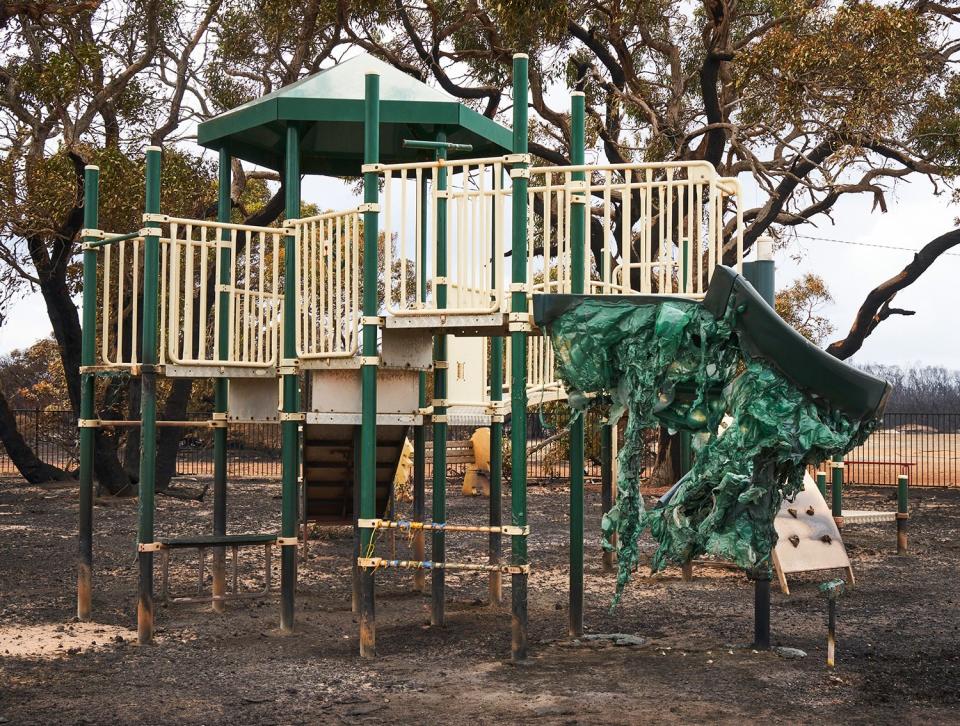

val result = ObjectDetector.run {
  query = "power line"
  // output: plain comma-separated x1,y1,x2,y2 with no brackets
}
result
794,233,960,259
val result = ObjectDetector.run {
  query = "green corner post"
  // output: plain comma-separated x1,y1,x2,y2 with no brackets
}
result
510,53,530,660
280,124,301,632
77,164,99,621
568,91,586,638
431,129,449,627
600,420,615,572
359,73,380,656
413,177,429,594
816,470,827,499
488,164,505,606
897,472,909,554
831,457,844,526
137,146,162,644
212,148,232,613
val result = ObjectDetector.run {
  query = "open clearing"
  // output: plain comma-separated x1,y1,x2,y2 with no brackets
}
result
1,477,958,724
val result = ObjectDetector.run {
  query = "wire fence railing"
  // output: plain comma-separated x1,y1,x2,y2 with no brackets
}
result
0,409,957,487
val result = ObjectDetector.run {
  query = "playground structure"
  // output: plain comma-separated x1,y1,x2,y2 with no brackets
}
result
80,51,879,659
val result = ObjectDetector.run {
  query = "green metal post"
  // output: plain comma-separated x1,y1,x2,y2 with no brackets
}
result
77,164,99,621
897,473,909,554
816,471,827,499
831,458,844,525
212,148,232,613
280,124,301,633
510,53,530,660
489,164,504,606
359,73,380,656
413,176,428,594
600,421,615,572
431,130,449,628
137,146,162,644
568,91,586,638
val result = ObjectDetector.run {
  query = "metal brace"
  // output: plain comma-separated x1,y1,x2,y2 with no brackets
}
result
508,312,532,332
140,226,162,237
432,414,448,424
279,358,299,375
278,412,305,422
79,228,105,239
78,419,100,428
138,542,163,553
432,398,448,408
433,361,449,369
830,461,846,469
360,163,383,174
503,153,531,165
508,282,529,293
358,202,381,214
433,276,449,286
359,355,380,366
276,537,298,547
142,213,170,224
510,168,531,180
361,316,383,326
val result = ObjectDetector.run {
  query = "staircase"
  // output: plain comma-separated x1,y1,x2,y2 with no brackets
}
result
301,423,407,527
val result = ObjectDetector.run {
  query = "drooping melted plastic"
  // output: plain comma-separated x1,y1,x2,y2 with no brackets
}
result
546,294,880,602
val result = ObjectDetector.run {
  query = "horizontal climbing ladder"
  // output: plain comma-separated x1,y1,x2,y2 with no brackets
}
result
359,518,528,535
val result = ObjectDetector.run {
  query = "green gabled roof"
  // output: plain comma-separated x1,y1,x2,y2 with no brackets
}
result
198,54,512,175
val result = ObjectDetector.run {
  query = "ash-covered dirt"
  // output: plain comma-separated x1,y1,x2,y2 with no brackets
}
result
1,476,958,724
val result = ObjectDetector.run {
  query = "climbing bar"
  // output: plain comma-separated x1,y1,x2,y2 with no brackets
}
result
81,230,143,249
79,419,219,429
358,557,529,574
358,519,528,536
402,139,474,153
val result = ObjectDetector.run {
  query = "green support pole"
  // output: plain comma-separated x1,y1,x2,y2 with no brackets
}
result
137,146,162,644
212,148,232,613
897,473,909,554
831,457,844,525
359,73,380,656
280,124,301,633
568,91,586,638
77,164,99,621
489,164,504,606
431,130,449,628
510,53,530,660
600,421,615,572
413,176,428,594
816,471,827,499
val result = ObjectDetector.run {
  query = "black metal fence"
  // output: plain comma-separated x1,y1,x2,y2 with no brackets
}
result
1,409,957,487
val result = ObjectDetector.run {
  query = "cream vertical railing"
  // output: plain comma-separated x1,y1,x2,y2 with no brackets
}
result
374,156,511,317
290,208,363,360
164,217,284,369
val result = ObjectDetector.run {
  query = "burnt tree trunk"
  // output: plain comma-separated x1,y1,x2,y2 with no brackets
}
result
155,378,194,492
648,428,682,489
0,389,72,483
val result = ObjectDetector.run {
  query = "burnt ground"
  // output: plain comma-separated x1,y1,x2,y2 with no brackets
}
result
1,476,959,725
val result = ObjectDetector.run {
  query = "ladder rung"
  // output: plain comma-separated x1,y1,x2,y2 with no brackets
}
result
358,557,529,574
358,519,528,536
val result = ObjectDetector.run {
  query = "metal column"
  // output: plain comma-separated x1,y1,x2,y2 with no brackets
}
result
77,164,99,621
568,91,586,638
212,148,232,612
137,146,162,644
509,54,530,660
489,165,504,606
280,125,301,632
413,178,429,594
359,73,380,656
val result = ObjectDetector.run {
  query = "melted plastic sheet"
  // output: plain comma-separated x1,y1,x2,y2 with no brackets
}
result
546,292,881,602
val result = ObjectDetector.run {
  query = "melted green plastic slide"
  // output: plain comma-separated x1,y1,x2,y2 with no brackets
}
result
533,266,890,602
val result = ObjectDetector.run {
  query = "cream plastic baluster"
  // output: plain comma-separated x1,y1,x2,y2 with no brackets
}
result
400,170,408,312
198,225,209,361
384,172,393,312
159,239,168,365
351,212,360,351
183,224,195,362
101,243,112,365
415,168,423,309
602,171,612,294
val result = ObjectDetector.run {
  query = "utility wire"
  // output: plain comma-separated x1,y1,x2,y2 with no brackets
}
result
795,233,960,259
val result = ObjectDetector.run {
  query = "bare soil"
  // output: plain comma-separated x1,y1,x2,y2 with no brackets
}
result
1,476,959,725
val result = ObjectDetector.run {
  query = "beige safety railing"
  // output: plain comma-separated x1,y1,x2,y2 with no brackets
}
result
164,217,284,369
98,233,164,368
290,208,363,360
374,156,510,317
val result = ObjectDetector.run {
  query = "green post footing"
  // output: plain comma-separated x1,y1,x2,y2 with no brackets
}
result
568,91,585,638
897,473,909,555
510,53,530,660
431,130,449,628
359,73,380,656
137,146,162,644
816,471,827,499
78,164,99,621
212,148,231,613
280,124,301,633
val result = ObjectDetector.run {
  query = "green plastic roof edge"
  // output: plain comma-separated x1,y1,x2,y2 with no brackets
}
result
197,54,512,175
